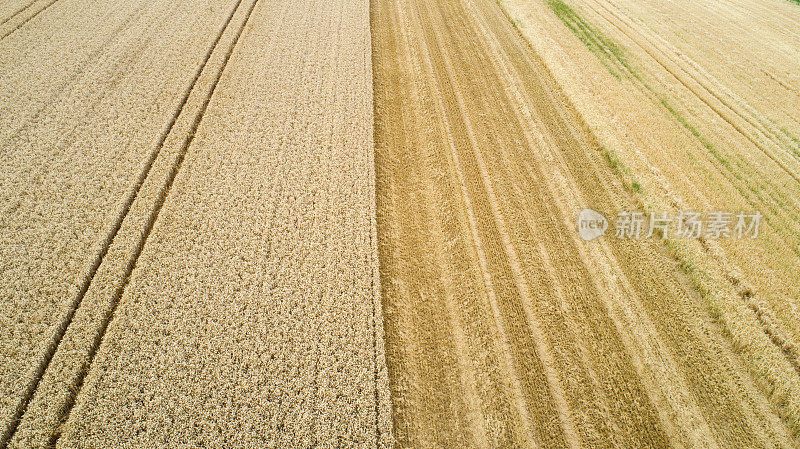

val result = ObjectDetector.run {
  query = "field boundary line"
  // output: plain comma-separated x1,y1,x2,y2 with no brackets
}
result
0,0,249,445
365,5,387,439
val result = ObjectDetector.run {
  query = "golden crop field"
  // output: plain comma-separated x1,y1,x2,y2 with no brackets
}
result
1,0,799,447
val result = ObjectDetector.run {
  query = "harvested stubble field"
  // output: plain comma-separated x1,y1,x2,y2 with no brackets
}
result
0,0,799,447
373,0,800,446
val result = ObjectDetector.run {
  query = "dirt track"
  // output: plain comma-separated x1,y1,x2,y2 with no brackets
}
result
372,0,797,446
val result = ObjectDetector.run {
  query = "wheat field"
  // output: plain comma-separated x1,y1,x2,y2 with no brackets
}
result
1,0,390,447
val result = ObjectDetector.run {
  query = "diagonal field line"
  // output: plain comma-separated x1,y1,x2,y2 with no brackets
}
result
1,0,60,40
46,0,262,444
0,0,40,26
0,0,250,446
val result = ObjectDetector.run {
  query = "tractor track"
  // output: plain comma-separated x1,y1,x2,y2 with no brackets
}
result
0,0,62,40
0,0,41,26
46,0,261,444
0,0,257,445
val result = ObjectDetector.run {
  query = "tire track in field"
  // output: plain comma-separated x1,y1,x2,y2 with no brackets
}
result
45,0,262,445
0,0,254,446
0,0,62,40
0,0,40,26
761,69,800,100
0,1,176,443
